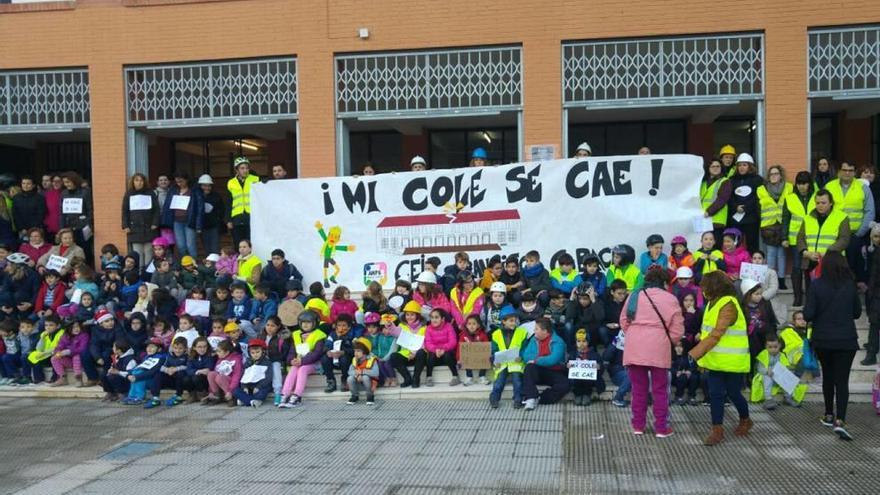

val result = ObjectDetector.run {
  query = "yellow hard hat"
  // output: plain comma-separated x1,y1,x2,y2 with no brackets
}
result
402,300,422,315
224,322,240,334
354,337,372,354
719,144,736,157
575,329,588,342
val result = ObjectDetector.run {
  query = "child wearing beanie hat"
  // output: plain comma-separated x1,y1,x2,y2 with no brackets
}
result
347,337,379,405
566,329,604,407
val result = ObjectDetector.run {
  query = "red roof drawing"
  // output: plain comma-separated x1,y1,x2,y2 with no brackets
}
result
376,209,521,228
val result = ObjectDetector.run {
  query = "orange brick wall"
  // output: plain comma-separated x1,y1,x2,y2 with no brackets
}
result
2,0,880,256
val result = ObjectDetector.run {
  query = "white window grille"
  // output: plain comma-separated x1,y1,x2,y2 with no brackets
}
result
809,26,880,97
0,69,89,131
126,57,297,126
335,46,522,118
563,33,764,107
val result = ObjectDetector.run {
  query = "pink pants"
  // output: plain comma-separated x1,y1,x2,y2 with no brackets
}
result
207,371,233,396
51,354,82,377
281,364,315,397
627,365,669,432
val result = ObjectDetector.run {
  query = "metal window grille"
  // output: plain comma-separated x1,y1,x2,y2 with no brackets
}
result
0,69,89,129
563,33,764,107
335,46,522,118
809,26,880,97
126,57,298,125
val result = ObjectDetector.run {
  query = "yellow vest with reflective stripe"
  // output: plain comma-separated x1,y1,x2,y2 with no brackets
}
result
27,329,65,364
607,264,641,291
695,249,724,275
803,210,848,255
292,328,328,353
777,326,805,365
237,254,263,293
749,349,808,403
227,174,260,217
757,183,792,228
784,192,816,245
698,296,750,373
450,287,484,317
492,327,527,373
396,324,426,359
825,179,865,230
700,178,729,226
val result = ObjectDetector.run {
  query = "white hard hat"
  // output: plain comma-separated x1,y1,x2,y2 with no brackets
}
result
740,278,761,296
576,142,592,154
410,155,427,166
416,270,437,284
675,266,693,279
736,153,755,165
205,253,220,263
197,174,213,185
489,281,507,294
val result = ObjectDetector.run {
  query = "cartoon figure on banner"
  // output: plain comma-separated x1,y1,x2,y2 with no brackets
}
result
315,221,356,288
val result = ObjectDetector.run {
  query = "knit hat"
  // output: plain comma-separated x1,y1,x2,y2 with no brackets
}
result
353,337,372,354
224,322,240,334
575,329,588,342
95,309,114,324
181,256,195,267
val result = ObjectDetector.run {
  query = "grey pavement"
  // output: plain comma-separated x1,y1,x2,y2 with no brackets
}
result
0,396,878,494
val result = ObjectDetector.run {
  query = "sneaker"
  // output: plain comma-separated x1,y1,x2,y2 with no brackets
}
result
347,395,359,405
288,395,302,408
165,395,182,407
479,376,489,385
674,397,685,406
144,397,161,409
101,392,114,402
277,395,289,408
250,400,262,409
582,395,592,407
612,399,628,408
784,396,801,408
687,398,699,406
655,428,674,438
833,420,853,441
411,381,420,389
860,355,877,366
490,398,500,409
365,395,375,405
701,400,711,407
523,398,537,410
236,400,244,406
274,393,282,407
425,377,434,387
449,377,461,386
633,429,645,435
463,377,473,386
512,400,523,409
820,414,835,427
324,380,337,393
763,399,778,411
123,398,144,406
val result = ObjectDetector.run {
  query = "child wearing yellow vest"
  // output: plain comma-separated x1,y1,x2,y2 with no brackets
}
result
278,310,327,408
346,337,379,405
751,335,807,409
489,305,528,409
27,315,64,384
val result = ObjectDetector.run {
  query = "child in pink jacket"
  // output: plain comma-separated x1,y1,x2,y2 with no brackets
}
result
204,339,243,406
449,271,485,330
721,227,751,280
423,309,461,387
330,286,358,323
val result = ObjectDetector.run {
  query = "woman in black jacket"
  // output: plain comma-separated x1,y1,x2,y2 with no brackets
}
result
803,251,861,441
60,172,94,266
727,154,764,253
122,173,160,270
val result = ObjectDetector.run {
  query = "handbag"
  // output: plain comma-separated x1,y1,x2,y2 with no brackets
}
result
643,289,676,347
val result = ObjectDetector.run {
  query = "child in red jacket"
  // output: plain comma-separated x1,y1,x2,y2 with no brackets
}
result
424,309,461,387
35,270,67,318
458,314,490,385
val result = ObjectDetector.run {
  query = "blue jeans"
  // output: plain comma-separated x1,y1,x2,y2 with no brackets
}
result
490,368,522,403
1,354,21,378
173,221,198,258
765,244,786,278
707,370,749,425
201,227,220,256
610,368,631,401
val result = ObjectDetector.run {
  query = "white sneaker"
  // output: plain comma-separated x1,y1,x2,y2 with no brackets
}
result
463,377,473,386
277,396,289,408
479,376,489,385
250,400,262,409
523,398,537,410
236,400,244,406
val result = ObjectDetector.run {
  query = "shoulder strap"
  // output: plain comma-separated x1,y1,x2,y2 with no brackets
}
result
643,290,674,345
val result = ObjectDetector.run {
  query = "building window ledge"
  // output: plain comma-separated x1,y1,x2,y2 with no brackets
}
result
0,1,76,14
122,0,242,7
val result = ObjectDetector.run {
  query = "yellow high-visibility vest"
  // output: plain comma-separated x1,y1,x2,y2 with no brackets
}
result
227,174,260,217
784,193,816,245
802,210,848,255
825,179,865,231
700,178,729,226
750,349,808,403
757,183,792,227
698,296,750,373
396,324,426,359
292,328,328,353
492,327,527,373
450,287,484,317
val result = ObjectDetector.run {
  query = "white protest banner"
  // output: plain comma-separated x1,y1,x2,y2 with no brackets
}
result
251,155,704,290
62,198,83,214
129,195,152,211
45,255,69,272
396,330,425,352
568,360,599,380
771,361,801,396
170,195,191,211
184,299,210,317
740,262,768,282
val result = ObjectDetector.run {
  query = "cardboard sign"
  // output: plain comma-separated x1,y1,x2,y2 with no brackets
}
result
184,299,210,317
460,341,491,370
129,195,152,211
740,262,768,282
62,197,83,214
568,359,598,380
278,300,304,327
170,194,191,211
45,255,69,272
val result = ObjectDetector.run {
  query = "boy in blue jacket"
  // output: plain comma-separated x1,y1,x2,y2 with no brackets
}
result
580,253,607,298
146,336,189,408
226,282,256,338
121,337,166,406
549,253,581,297
521,317,569,410
249,284,278,334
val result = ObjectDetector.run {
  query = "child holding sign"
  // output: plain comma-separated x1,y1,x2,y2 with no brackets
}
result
489,306,528,409
233,338,273,408
458,315,490,385
750,334,806,409
567,329,603,406
388,301,427,388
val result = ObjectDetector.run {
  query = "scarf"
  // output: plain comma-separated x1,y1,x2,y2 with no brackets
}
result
767,181,785,200
523,262,545,279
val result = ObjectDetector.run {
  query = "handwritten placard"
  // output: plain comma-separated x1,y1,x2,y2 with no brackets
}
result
396,330,425,352
62,198,83,214
460,341,491,370
493,347,520,365
184,299,210,317
740,262,768,282
45,255,69,272
129,195,152,211
170,195,191,211
568,360,598,380
771,361,800,396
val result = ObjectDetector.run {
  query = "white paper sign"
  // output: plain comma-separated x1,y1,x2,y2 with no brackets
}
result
771,361,800,396
251,155,705,289
45,255,69,272
493,347,520,365
170,195,191,211
692,215,714,234
70,288,83,305
241,364,267,384
332,340,342,352
137,357,161,370
397,330,425,352
295,343,311,356
62,198,83,214
732,211,745,223
204,203,214,214
207,336,226,349
184,299,210,317
129,195,152,211
82,225,92,241
740,262,768,282
568,360,598,380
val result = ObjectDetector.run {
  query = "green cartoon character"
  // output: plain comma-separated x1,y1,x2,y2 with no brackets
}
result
315,220,356,288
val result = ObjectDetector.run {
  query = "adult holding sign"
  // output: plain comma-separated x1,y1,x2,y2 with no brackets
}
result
59,172,93,266
727,154,763,253
689,271,752,446
160,172,204,259
121,173,160,269
226,156,261,248
620,266,683,438
520,318,569,410
37,228,86,278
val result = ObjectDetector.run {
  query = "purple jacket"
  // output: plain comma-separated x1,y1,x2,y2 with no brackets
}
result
56,331,90,356
285,329,326,366
424,321,458,353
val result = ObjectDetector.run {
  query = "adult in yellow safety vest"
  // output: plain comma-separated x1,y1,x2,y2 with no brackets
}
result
489,305,528,409
782,172,816,307
824,161,875,282
226,156,261,247
756,164,793,290
749,338,808,406
388,300,427,388
688,271,751,446
719,144,737,177
796,190,851,281
235,239,262,295
700,159,732,242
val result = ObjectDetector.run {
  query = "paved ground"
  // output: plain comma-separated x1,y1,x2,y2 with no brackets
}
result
0,397,878,494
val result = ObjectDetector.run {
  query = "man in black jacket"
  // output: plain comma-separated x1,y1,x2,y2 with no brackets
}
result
12,176,47,237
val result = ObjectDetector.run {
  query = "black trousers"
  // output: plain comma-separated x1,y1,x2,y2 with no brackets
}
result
426,351,458,377
673,371,701,398
390,351,427,384
522,364,570,404
321,352,353,382
182,373,209,393
150,371,186,396
815,348,856,421
231,223,250,249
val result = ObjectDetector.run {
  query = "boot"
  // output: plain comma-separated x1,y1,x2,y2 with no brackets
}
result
324,378,337,393
791,270,803,307
397,367,412,388
860,352,877,366
704,425,724,446
734,417,754,437
778,277,788,291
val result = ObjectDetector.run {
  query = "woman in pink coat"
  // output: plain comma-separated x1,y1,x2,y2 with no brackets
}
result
423,309,461,387
620,266,684,437
42,175,63,237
